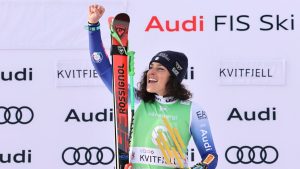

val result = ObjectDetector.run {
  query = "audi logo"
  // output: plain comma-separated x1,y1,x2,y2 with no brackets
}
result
62,147,114,165
225,146,279,164
0,106,34,124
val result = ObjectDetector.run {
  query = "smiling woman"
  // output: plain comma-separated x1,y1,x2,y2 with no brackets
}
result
137,51,192,103
87,4,218,169
147,62,170,96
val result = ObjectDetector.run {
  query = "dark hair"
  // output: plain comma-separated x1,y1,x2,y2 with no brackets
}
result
136,70,192,102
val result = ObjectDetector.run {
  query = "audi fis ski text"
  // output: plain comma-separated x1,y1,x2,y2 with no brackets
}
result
145,14,295,32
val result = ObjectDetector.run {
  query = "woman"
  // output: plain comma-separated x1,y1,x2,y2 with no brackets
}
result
87,4,218,169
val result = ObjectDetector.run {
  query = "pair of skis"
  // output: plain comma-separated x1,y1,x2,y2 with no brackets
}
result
110,13,134,169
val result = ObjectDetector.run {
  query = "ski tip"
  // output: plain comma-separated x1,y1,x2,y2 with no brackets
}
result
114,13,130,22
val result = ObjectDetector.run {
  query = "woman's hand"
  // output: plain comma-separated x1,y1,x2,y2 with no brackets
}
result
88,4,105,24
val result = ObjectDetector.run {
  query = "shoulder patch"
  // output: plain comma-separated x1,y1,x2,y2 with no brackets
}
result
92,52,103,63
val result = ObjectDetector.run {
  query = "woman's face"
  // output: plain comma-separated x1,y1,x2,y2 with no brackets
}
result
146,62,170,96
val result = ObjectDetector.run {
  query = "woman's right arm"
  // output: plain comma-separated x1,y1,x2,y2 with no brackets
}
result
88,4,113,93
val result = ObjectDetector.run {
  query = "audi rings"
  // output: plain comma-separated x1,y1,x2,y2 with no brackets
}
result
225,146,279,164
62,147,114,165
0,106,34,124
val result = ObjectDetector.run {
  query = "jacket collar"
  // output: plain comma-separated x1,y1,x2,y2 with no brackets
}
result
155,95,177,104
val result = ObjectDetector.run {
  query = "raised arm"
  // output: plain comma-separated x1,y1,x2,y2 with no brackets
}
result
88,4,113,93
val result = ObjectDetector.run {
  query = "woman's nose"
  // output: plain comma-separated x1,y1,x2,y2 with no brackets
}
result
148,68,156,74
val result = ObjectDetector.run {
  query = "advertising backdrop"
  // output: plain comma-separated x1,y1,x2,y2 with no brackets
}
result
0,0,299,169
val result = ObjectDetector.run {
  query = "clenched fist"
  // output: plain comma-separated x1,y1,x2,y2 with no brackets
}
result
88,4,105,24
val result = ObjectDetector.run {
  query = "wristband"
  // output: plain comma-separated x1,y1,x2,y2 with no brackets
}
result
85,22,100,31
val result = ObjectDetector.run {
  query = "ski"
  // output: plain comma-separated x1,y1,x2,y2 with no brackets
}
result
110,13,130,169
